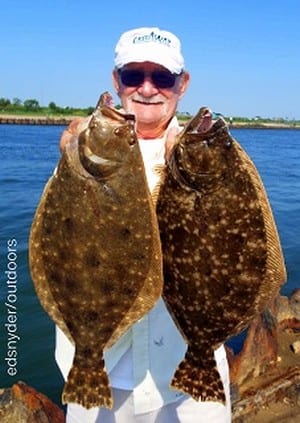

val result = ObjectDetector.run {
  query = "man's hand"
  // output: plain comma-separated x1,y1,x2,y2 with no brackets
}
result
164,126,181,161
60,116,90,152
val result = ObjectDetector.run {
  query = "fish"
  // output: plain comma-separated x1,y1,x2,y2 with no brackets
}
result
156,107,287,403
29,92,163,409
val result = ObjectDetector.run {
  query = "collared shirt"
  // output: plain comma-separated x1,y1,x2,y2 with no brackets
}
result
55,116,230,415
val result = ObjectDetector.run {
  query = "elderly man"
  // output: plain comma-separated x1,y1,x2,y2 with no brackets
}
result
57,27,232,423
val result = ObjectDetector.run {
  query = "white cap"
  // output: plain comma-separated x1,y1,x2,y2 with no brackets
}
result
114,27,185,74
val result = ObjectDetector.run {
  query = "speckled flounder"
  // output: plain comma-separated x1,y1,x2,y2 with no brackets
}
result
156,108,287,403
29,93,163,409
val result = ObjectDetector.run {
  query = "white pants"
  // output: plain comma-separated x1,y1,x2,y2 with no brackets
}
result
66,388,231,423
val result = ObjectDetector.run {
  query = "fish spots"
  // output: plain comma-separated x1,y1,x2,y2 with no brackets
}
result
48,270,61,285
63,217,74,231
122,285,135,298
98,280,113,296
63,276,79,294
73,373,85,386
120,227,131,238
77,347,94,362
132,252,146,261
85,251,101,268
82,311,100,323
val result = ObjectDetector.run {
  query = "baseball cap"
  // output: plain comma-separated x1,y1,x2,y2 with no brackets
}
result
114,27,185,74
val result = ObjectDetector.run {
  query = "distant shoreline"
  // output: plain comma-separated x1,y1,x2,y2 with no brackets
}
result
1,114,300,129
0,114,73,126
228,122,300,130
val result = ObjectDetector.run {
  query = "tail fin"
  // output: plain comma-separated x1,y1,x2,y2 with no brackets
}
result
62,359,113,409
171,348,226,403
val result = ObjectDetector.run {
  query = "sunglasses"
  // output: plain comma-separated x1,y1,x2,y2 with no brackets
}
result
118,69,180,89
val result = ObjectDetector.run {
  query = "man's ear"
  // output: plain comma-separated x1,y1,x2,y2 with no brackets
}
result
112,69,121,95
178,71,190,99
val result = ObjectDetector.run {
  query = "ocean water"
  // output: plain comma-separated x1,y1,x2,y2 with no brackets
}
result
0,124,299,406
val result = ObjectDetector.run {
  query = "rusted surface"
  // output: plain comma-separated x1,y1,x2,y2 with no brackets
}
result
230,292,300,422
229,299,279,388
0,381,65,423
232,368,300,422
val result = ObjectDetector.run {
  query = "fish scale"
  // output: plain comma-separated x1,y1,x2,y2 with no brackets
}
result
29,93,163,409
156,108,286,403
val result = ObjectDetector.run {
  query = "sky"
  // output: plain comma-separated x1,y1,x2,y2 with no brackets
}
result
1,0,300,119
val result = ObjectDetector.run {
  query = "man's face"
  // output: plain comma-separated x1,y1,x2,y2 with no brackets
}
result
112,61,189,136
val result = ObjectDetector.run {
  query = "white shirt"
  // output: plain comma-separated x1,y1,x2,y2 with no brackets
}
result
55,116,230,415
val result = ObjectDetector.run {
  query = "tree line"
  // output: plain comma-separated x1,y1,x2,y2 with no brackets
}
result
0,97,93,116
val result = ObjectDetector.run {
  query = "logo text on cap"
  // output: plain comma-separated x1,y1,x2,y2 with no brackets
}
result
133,31,171,46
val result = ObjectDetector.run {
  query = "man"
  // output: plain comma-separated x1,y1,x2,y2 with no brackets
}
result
57,27,232,423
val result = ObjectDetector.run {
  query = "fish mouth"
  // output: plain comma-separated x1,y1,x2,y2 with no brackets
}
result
94,91,136,125
183,107,213,135
195,109,213,133
180,111,231,150
82,146,119,167
91,92,136,126
80,144,121,178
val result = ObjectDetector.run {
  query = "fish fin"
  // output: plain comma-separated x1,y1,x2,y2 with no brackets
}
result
234,142,287,307
29,177,74,344
62,358,113,409
171,348,226,403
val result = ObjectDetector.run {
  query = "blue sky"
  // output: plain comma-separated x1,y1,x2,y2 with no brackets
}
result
2,0,300,119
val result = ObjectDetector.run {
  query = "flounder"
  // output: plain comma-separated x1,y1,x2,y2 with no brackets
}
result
156,108,286,403
29,93,163,409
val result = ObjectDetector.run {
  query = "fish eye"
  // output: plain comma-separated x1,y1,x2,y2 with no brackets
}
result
114,127,122,136
113,126,137,146
225,138,233,148
128,136,136,146
200,139,209,147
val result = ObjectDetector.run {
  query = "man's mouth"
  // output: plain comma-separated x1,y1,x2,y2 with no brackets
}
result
133,99,163,105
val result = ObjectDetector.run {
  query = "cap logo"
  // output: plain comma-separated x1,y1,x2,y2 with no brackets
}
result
133,31,171,47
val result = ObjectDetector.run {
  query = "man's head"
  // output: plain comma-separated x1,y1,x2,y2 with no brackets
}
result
112,27,190,138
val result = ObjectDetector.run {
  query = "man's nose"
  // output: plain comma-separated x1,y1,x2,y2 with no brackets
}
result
137,78,159,97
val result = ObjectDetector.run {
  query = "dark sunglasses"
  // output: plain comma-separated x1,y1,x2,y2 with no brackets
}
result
118,69,180,89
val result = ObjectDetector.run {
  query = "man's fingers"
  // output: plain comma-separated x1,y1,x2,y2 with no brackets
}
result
165,126,180,160
59,117,90,152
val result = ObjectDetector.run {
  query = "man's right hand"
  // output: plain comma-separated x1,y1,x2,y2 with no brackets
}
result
164,126,181,161
60,116,90,152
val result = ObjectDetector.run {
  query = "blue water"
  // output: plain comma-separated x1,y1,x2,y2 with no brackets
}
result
0,124,299,406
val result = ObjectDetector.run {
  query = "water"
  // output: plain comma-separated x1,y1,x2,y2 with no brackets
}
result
0,125,64,405
230,128,300,297
0,124,299,406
